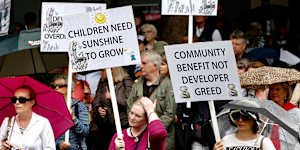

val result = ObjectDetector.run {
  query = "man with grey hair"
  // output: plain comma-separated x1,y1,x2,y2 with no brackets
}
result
230,29,247,60
127,50,176,150
141,24,168,55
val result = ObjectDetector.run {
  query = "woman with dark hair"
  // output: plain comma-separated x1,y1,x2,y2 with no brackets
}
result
0,85,55,150
213,109,275,150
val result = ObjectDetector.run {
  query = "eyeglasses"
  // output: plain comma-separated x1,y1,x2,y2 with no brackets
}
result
229,110,251,121
50,84,67,89
11,96,32,104
142,30,153,34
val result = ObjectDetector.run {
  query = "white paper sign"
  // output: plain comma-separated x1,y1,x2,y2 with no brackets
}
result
162,0,217,16
64,6,140,72
165,41,242,103
41,2,106,52
0,0,10,36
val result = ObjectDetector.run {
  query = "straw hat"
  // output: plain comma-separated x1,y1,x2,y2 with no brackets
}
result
239,66,300,89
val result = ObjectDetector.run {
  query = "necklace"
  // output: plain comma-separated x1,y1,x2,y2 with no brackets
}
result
19,127,25,135
130,127,139,142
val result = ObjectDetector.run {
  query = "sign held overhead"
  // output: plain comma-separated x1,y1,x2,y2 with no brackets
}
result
64,6,140,72
164,41,242,103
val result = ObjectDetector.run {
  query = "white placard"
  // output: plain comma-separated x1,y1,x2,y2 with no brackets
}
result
0,0,10,36
64,6,140,72
162,0,217,16
165,41,242,103
41,2,106,52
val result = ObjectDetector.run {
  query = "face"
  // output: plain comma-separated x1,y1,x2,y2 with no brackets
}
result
140,55,157,79
160,61,169,76
128,104,147,128
52,78,68,96
142,27,155,42
269,83,288,107
231,38,246,59
195,16,206,28
13,88,35,114
236,117,255,132
231,111,255,132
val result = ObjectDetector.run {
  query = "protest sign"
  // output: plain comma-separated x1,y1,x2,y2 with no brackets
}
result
0,0,10,36
162,0,217,16
41,2,106,52
165,41,242,103
64,6,140,72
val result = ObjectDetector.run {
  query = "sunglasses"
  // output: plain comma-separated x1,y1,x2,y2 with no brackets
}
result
229,110,251,121
11,96,32,104
50,84,67,89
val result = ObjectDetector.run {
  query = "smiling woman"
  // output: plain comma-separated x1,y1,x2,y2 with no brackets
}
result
0,85,56,150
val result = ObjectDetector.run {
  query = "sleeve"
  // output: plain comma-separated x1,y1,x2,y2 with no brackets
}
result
55,133,65,149
212,29,222,41
41,119,56,150
92,81,106,112
127,82,139,114
262,137,276,150
108,133,117,150
159,80,176,128
73,102,89,136
117,77,133,108
148,120,168,142
0,117,9,148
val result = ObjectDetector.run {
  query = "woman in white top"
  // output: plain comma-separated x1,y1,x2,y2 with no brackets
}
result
0,85,55,150
214,109,275,150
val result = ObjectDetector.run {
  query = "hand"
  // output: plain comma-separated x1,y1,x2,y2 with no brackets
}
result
213,140,224,150
59,141,71,150
140,97,156,114
69,108,75,120
1,140,12,150
105,91,111,100
115,137,125,150
98,106,107,118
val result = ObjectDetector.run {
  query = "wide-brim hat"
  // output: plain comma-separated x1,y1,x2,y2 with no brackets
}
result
239,66,300,89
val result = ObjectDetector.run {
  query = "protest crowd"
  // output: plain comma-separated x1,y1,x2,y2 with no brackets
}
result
1,0,300,150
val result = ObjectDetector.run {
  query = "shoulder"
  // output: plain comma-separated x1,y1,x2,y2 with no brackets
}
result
260,136,275,149
32,112,51,125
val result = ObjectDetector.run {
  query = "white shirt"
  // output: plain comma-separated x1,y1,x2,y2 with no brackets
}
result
222,134,275,150
0,112,56,150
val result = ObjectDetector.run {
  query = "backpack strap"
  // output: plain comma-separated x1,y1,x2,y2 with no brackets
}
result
2,117,13,142
260,137,265,150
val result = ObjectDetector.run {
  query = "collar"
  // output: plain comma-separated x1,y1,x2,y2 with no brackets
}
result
283,102,297,111
145,74,163,86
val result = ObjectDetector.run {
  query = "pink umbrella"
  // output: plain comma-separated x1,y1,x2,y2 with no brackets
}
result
0,76,73,139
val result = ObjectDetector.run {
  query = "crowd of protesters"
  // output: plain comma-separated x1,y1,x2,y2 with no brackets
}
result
1,3,300,150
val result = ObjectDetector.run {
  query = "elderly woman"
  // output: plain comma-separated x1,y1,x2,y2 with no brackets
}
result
214,109,275,150
109,97,167,150
141,24,168,55
268,82,300,150
0,85,55,150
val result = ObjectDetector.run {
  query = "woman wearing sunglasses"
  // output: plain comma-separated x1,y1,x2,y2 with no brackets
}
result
213,109,275,150
0,85,55,150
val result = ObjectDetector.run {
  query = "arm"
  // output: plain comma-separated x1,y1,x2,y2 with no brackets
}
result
127,82,139,114
159,80,176,129
73,102,89,136
108,133,117,150
41,119,56,150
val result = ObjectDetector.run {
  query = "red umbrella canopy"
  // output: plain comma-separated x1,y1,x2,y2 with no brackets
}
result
0,76,73,139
